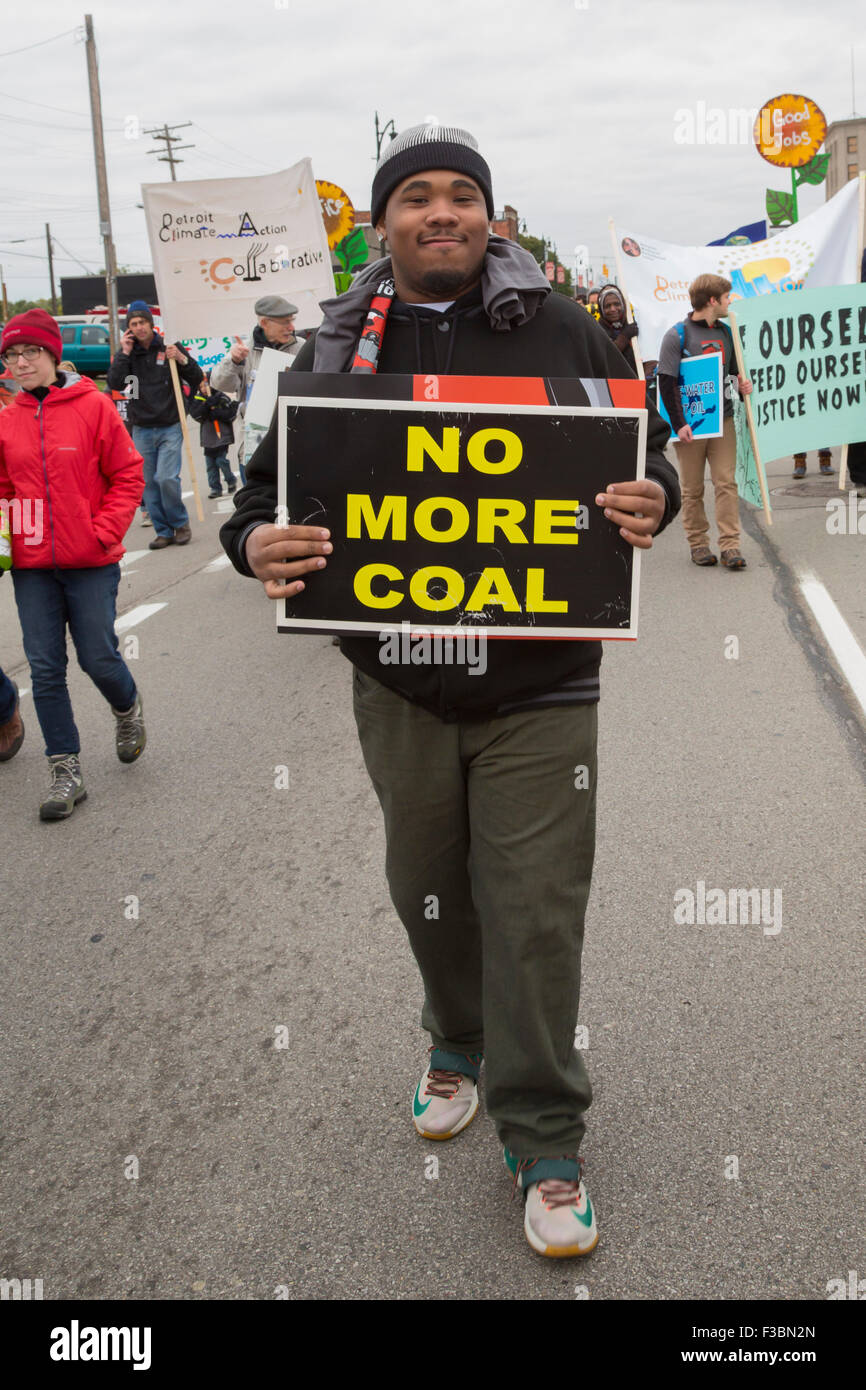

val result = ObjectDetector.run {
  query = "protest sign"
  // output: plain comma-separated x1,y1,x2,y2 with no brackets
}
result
142,161,334,340
754,93,827,169
657,355,723,438
180,336,232,371
733,396,765,508
275,374,647,639
246,345,296,432
730,282,866,460
613,177,860,357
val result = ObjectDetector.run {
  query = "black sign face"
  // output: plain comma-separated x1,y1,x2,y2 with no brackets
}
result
277,393,646,639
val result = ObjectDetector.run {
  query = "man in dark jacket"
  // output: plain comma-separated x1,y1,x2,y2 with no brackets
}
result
107,301,202,550
220,123,681,1260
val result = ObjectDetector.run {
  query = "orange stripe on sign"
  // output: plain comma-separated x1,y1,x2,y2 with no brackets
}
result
412,375,550,405
607,379,647,409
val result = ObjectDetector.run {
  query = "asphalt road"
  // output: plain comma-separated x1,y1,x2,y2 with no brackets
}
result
1,440,864,1301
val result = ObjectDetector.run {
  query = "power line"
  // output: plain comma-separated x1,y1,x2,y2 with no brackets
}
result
0,245,96,268
189,122,271,171
0,88,114,121
0,110,103,133
0,26,80,59
51,234,98,271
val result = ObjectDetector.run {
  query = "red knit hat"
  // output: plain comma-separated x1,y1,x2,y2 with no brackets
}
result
1,308,63,362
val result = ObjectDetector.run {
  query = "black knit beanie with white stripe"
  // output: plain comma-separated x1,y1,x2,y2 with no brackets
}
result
371,123,494,226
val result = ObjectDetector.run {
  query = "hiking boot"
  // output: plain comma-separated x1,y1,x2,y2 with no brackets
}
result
148,534,174,550
819,450,834,476
173,524,192,545
112,691,146,763
412,1049,480,1140
720,549,747,569
0,680,24,761
504,1148,599,1258
690,546,717,566
40,753,86,821
792,455,807,478
140,510,152,527
207,489,222,499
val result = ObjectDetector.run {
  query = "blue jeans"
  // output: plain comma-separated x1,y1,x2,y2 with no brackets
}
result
204,449,237,492
12,565,137,756
133,422,188,538
0,662,16,723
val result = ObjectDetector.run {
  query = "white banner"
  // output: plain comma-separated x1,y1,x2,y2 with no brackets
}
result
142,160,335,341
614,178,860,359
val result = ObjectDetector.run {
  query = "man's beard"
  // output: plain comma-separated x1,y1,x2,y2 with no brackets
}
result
415,264,482,298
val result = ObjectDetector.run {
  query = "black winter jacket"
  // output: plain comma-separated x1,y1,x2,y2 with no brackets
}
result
219,285,681,722
106,334,203,427
188,386,239,450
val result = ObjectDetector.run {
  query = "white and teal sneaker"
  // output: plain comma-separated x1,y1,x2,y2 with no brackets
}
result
504,1148,598,1257
412,1048,481,1141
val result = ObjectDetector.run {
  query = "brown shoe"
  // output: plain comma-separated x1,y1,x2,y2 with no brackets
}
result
720,549,747,569
173,524,192,545
148,535,174,550
690,546,718,566
0,680,25,761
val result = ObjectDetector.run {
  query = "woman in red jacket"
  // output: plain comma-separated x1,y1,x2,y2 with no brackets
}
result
0,309,146,820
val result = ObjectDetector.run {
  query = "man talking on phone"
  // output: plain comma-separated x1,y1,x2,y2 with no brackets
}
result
107,301,203,550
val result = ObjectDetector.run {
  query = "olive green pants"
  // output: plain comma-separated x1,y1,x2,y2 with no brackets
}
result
352,666,597,1159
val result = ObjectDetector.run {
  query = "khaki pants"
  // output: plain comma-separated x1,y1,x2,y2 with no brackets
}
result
675,416,740,552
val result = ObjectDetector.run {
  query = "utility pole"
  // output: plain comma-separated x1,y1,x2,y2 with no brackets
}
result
144,122,195,180
45,224,57,314
0,265,8,321
84,14,119,352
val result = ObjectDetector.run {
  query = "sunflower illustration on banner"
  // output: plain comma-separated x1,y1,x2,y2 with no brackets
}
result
316,179,370,293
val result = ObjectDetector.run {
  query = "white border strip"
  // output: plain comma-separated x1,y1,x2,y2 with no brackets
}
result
798,569,866,720
115,603,167,634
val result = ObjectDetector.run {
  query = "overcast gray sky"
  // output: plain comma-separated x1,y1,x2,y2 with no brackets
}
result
1,0,862,301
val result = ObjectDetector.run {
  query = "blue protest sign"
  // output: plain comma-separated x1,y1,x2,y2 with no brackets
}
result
657,354,724,438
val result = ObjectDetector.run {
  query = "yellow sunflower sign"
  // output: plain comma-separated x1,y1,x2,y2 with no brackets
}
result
753,94,827,169
316,180,355,249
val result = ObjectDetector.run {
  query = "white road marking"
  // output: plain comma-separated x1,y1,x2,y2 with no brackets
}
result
203,553,231,572
798,570,866,720
18,687,30,699
114,603,167,634
120,549,151,567
215,499,234,513
182,491,194,499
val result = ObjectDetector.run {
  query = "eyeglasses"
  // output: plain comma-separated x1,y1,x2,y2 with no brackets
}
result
1,346,46,365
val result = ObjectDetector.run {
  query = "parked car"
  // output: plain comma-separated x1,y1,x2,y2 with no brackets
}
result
56,320,112,377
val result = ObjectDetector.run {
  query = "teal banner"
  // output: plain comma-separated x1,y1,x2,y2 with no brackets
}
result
731,283,866,462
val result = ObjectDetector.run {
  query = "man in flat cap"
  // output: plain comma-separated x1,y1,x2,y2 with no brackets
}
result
211,295,301,482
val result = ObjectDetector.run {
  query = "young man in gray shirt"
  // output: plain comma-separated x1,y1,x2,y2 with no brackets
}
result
658,274,752,569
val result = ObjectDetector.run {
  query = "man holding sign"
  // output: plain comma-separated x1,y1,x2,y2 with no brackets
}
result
658,275,752,569
221,123,680,1259
211,295,302,484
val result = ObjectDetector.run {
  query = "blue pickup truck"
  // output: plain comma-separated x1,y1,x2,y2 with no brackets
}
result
56,319,113,377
